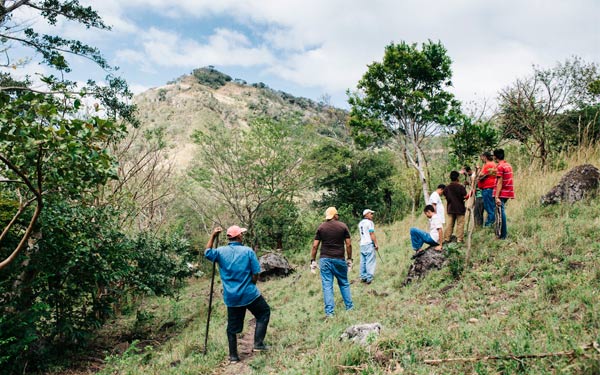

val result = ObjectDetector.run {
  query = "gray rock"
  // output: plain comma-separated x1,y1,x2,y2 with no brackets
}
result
258,252,293,279
541,164,600,205
339,323,382,345
403,247,447,286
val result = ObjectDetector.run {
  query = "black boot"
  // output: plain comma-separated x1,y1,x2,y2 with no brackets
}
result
253,321,269,351
227,333,240,362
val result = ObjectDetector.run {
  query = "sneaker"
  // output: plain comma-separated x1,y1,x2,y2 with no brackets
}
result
229,355,240,363
365,280,372,285
252,344,270,352
360,278,367,283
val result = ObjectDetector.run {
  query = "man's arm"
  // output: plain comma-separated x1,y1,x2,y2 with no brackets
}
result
369,232,378,250
345,238,353,260
495,175,504,205
311,239,320,261
205,227,222,249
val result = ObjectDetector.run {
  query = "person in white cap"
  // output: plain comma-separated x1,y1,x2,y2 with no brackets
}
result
205,225,271,363
310,207,354,318
358,209,379,284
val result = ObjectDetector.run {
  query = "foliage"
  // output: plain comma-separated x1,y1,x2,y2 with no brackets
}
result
192,66,232,89
348,40,463,203
498,57,600,166
190,116,316,248
312,144,410,226
449,116,500,165
0,199,192,373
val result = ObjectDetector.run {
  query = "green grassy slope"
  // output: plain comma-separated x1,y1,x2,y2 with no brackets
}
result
96,149,600,375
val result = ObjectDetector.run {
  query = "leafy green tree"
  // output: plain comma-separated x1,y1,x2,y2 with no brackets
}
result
0,0,137,270
348,40,462,204
313,144,408,226
449,116,499,164
498,57,599,166
190,116,315,248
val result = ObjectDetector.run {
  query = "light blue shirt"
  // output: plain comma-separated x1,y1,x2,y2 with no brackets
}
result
204,242,261,307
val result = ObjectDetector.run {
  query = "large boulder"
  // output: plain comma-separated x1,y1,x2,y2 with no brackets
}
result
541,164,600,205
258,252,293,279
403,247,447,286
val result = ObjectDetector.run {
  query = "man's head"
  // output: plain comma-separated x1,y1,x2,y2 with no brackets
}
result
362,209,375,219
436,184,446,193
493,149,505,161
325,207,338,220
226,225,247,241
450,170,460,182
482,151,493,161
424,204,435,218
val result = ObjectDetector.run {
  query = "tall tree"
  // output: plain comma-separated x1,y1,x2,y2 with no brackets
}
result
348,40,462,204
498,57,599,166
190,116,314,248
0,1,137,269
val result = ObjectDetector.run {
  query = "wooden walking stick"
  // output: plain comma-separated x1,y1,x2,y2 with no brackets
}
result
464,166,479,266
203,232,219,355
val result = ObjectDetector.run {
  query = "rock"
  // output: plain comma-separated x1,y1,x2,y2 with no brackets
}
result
339,323,382,345
258,252,293,279
403,247,447,286
541,164,600,205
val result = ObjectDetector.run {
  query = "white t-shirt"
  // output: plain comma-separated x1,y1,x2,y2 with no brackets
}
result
429,214,443,243
358,218,375,246
429,191,446,224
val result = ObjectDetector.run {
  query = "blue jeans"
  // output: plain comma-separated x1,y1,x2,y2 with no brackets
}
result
498,198,508,239
482,188,495,226
359,244,376,282
319,258,353,316
410,227,438,251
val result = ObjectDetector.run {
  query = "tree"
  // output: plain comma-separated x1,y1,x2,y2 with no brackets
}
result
312,144,408,226
190,116,314,248
348,40,462,204
498,57,599,166
449,116,499,165
0,0,137,270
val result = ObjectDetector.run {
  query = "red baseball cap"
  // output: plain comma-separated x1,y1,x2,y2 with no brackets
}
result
226,225,247,238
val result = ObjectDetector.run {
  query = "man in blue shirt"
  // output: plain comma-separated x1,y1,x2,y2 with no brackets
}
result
205,225,271,363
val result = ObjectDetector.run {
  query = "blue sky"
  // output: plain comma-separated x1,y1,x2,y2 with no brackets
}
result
7,0,600,109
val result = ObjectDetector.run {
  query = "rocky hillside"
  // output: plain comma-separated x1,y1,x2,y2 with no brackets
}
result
133,67,349,168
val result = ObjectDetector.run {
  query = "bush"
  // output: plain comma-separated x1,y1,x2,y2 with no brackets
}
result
192,66,232,89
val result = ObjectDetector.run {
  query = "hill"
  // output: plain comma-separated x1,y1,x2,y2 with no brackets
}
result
133,67,349,169
66,146,600,374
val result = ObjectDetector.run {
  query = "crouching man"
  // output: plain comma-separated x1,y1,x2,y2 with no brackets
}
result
205,226,270,363
409,205,443,255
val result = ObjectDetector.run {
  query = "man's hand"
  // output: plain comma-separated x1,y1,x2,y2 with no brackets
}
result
495,197,502,206
212,227,223,236
346,259,353,270
310,260,318,274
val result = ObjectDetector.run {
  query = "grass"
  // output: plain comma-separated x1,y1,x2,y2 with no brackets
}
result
85,148,600,374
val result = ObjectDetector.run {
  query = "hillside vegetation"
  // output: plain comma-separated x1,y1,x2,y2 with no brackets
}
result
89,147,600,375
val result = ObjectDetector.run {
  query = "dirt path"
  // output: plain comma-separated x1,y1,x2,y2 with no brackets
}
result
213,318,257,375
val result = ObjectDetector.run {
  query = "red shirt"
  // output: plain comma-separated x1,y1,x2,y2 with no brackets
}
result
478,161,497,190
494,160,515,199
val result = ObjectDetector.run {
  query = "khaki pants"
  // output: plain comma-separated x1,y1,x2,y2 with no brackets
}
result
444,214,465,242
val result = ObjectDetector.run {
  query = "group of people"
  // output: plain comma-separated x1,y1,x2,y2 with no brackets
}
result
410,148,515,254
203,206,380,362
202,148,514,363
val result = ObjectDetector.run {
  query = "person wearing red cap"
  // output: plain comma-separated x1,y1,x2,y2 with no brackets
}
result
205,225,270,363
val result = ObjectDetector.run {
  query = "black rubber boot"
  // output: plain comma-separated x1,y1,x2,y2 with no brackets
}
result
253,321,269,351
227,333,240,362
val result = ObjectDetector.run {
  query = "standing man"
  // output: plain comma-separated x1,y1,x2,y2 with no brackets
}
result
493,149,515,239
443,171,467,243
358,209,379,284
428,184,446,225
409,204,443,253
310,207,354,318
205,225,271,363
478,151,497,227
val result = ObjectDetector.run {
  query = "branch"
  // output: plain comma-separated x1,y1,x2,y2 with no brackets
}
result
0,0,31,16
424,342,598,365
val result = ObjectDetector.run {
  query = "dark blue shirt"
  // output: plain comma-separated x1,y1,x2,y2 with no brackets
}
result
204,242,261,307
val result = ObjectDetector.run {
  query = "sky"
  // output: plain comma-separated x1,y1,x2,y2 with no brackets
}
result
7,0,600,109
